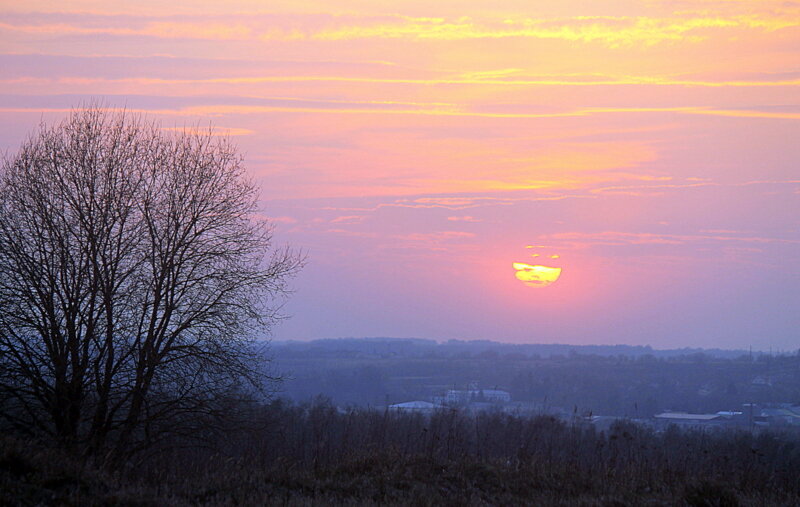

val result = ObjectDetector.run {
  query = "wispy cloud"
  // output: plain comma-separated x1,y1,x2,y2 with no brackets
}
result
446,215,482,222
330,215,365,224
6,72,800,89
311,14,798,47
5,102,797,123
3,10,799,47
393,231,476,242
160,126,253,135
542,231,800,248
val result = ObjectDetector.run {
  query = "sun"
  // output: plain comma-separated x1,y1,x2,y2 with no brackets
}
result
514,246,563,288
513,263,562,288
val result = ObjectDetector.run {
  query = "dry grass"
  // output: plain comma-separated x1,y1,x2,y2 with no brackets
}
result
2,405,798,506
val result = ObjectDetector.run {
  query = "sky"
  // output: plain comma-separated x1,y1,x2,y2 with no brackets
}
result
1,0,799,350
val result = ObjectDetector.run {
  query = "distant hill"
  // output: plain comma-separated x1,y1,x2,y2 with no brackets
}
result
271,337,757,360
268,337,797,413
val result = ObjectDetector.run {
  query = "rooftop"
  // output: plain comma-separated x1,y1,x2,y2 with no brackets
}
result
654,412,722,421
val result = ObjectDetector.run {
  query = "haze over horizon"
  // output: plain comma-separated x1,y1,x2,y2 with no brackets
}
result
1,0,798,350
270,336,791,355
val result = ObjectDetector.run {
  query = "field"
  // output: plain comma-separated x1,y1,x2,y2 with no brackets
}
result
3,401,798,506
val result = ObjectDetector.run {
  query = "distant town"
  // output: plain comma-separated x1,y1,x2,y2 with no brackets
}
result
388,380,800,433
272,337,800,434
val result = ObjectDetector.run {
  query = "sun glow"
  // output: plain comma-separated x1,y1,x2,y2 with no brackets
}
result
512,262,562,288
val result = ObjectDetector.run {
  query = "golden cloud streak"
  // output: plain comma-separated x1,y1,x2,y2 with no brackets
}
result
2,12,798,47
687,109,800,120
2,104,798,122
313,16,744,46
15,75,799,89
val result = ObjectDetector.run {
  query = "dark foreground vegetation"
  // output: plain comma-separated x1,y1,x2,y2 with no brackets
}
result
3,399,799,506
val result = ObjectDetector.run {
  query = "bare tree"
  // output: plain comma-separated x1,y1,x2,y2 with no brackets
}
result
0,107,302,455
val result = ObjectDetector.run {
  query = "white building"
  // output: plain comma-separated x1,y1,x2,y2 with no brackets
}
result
654,412,726,429
388,401,443,412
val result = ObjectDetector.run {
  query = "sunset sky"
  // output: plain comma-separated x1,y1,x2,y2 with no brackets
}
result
1,0,799,350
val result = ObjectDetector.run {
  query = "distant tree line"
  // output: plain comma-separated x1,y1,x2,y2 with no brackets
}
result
274,342,800,415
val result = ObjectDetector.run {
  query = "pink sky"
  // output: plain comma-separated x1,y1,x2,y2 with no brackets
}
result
1,0,799,350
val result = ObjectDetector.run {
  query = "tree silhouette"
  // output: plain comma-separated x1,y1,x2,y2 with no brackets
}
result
0,106,302,455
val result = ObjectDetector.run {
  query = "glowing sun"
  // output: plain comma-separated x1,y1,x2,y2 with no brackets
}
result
513,262,562,288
